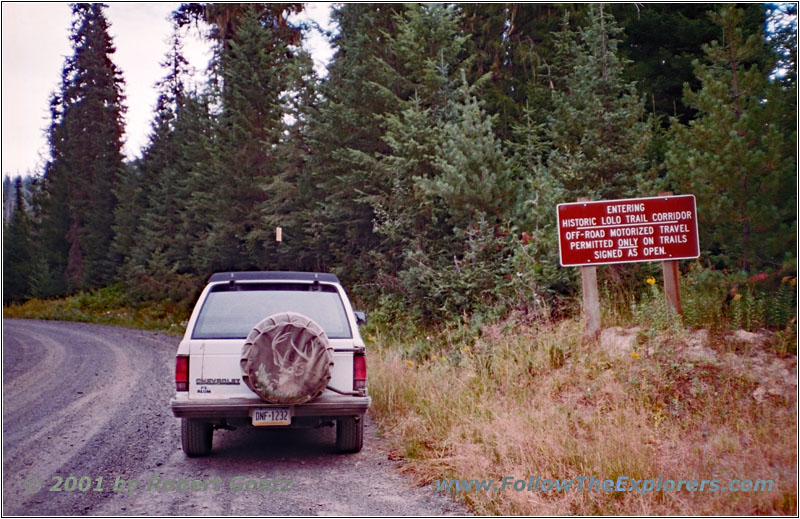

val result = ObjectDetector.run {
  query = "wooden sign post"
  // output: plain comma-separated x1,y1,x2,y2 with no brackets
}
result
658,192,681,315
578,197,601,339
662,259,681,315
557,194,699,338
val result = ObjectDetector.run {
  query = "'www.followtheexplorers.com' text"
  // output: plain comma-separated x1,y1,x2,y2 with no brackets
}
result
435,476,774,495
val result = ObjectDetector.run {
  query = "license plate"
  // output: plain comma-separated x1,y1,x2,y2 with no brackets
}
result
252,407,290,426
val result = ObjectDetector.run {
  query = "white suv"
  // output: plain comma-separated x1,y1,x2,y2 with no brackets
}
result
170,272,370,456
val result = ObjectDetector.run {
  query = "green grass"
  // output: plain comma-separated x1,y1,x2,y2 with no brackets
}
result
3,285,190,335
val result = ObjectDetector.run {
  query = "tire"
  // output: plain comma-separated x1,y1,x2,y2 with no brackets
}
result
181,418,213,457
336,416,364,453
241,312,334,405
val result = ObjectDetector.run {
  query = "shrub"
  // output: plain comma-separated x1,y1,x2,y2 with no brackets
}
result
630,277,684,340
681,261,730,330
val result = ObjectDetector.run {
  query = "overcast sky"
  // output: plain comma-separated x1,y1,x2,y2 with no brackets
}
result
1,2,334,179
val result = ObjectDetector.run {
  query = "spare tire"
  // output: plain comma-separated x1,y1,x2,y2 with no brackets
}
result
241,312,334,404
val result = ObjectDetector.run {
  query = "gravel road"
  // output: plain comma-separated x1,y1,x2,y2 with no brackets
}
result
2,319,468,516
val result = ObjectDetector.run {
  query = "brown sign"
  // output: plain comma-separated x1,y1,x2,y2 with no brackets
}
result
557,195,700,267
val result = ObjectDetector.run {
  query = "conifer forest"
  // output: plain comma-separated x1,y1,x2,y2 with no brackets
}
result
3,3,797,324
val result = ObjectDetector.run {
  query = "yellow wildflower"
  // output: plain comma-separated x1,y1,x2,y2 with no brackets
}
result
646,277,656,286
406,360,414,367
632,351,640,360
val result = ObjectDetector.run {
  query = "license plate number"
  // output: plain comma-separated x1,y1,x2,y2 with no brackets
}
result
252,407,290,426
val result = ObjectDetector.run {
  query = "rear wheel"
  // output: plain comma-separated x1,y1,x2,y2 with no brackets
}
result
336,416,364,453
181,418,213,457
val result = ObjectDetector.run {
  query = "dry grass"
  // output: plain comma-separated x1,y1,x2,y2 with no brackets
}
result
367,318,797,515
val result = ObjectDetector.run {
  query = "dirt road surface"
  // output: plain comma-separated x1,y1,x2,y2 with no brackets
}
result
2,319,468,516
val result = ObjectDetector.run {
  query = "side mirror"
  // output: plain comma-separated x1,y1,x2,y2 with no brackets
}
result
354,310,367,326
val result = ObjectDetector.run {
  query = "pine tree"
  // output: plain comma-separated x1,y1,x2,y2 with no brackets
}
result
547,5,652,202
3,178,34,302
506,100,570,310
610,3,767,126
254,45,317,271
3,176,14,222
363,5,471,281
665,6,796,271
44,3,126,290
307,3,526,316
113,25,200,299
610,4,723,126
370,28,518,318
31,162,71,296
109,161,143,269
406,76,518,318
174,3,303,49
369,95,445,286
460,4,570,141
172,92,215,275
303,3,409,283
191,4,303,273
427,77,516,225
381,4,469,111
373,85,514,319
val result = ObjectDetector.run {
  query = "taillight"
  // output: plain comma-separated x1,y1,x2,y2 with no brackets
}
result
353,353,366,393
175,355,189,392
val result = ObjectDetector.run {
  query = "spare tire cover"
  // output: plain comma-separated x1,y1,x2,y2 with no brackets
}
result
241,312,334,404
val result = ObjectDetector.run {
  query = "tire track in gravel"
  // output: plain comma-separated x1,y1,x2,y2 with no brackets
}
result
3,320,168,514
2,326,68,420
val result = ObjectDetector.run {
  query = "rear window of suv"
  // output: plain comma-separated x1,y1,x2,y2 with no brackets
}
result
192,283,352,339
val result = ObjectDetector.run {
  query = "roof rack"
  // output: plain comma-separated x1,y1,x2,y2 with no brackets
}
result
207,271,340,284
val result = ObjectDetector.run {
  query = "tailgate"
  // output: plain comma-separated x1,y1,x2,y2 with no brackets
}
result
187,339,354,399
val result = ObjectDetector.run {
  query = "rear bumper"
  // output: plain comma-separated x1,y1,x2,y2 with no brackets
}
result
170,394,371,420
